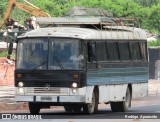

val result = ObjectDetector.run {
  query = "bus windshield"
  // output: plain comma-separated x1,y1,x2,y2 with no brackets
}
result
48,38,84,70
16,38,84,70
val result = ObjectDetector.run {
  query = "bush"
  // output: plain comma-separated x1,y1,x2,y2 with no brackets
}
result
148,39,160,47
0,50,15,58
0,50,8,57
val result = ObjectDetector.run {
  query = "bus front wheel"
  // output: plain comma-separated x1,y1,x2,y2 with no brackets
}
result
72,105,82,113
64,105,72,113
64,105,82,113
29,102,41,114
83,90,98,114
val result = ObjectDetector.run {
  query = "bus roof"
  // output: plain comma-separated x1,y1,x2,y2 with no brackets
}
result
18,27,147,40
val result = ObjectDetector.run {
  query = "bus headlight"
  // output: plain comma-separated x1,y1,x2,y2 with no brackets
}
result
18,82,24,87
17,88,24,94
72,83,77,88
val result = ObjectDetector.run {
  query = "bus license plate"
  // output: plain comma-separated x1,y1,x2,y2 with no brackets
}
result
41,96,52,101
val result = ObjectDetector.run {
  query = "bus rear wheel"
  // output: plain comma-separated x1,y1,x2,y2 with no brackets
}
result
110,88,131,112
83,90,98,114
110,102,120,112
29,102,41,114
119,87,131,112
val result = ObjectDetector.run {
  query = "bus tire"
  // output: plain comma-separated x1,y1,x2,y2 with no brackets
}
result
83,90,98,114
29,102,41,114
110,102,119,112
72,105,82,113
110,88,131,112
64,105,73,113
119,87,131,112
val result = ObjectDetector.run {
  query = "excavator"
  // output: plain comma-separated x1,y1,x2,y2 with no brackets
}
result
0,0,51,29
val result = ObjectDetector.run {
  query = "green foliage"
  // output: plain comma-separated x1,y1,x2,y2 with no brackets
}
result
0,49,15,58
0,50,8,57
148,39,160,47
0,0,159,33
133,0,159,7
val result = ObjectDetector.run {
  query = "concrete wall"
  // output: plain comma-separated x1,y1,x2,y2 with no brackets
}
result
149,47,160,79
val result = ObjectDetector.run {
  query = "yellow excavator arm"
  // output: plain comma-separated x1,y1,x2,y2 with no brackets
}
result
0,0,51,29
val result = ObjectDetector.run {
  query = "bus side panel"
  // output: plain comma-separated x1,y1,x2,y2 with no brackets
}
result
132,83,148,98
99,85,128,103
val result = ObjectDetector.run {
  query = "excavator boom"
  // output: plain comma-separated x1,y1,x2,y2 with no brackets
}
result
15,1,51,17
0,0,51,29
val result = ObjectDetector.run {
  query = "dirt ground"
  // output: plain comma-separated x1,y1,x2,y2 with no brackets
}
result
0,57,14,86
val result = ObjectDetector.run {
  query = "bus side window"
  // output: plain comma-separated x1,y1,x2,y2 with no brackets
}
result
96,41,108,61
140,42,147,61
107,42,120,61
119,42,130,61
130,42,141,60
87,42,96,62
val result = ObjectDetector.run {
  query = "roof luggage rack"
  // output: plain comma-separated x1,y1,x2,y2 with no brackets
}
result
35,17,139,29
35,6,140,30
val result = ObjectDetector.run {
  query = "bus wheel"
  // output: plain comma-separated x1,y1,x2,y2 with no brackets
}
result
83,90,98,114
64,105,73,113
29,102,41,114
110,88,131,112
110,102,119,112
119,87,131,112
72,105,82,113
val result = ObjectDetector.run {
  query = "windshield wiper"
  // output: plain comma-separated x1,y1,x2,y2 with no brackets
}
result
54,55,64,70
30,61,47,72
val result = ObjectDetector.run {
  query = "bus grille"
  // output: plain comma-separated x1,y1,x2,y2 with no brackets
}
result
25,87,69,95
31,81,69,87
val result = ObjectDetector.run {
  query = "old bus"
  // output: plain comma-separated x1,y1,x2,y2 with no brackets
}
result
13,17,148,114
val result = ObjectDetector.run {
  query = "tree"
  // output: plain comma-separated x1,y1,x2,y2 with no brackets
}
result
0,0,159,33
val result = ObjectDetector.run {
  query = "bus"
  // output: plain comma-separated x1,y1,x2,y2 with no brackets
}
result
13,17,148,114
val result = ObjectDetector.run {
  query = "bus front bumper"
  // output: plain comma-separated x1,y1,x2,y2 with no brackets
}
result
15,95,86,103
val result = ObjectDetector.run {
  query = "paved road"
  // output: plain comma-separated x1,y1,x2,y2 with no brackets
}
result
0,103,160,122
1,95,160,119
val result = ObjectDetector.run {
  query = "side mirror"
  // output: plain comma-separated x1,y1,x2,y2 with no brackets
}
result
7,42,13,59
